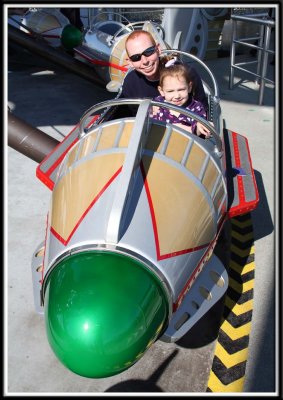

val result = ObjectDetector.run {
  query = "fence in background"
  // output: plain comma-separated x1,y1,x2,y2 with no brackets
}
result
229,13,275,105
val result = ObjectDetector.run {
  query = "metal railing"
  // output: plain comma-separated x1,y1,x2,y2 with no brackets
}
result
229,13,275,105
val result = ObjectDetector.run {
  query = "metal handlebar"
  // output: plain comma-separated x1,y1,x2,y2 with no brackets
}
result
78,98,222,154
230,14,275,27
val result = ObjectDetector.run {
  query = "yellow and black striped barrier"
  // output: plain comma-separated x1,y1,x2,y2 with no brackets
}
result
207,213,255,392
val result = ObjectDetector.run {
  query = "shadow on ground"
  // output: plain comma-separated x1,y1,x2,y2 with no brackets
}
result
105,349,178,392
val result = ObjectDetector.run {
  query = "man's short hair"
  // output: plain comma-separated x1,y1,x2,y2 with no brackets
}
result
125,30,156,54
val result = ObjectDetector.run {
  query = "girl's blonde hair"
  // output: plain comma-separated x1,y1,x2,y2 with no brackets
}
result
159,55,193,88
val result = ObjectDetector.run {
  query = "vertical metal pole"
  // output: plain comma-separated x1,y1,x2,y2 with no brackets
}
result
258,24,271,105
105,8,114,21
229,19,236,89
87,8,92,30
255,24,264,84
116,8,122,22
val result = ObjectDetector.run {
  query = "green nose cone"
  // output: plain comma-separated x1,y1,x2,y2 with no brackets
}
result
61,24,82,50
44,251,168,378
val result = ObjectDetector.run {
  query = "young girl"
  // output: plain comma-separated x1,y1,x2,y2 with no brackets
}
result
152,56,211,137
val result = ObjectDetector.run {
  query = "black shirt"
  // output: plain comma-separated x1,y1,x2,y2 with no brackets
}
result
121,70,160,99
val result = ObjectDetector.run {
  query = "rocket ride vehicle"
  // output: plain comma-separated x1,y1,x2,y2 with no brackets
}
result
29,44,259,379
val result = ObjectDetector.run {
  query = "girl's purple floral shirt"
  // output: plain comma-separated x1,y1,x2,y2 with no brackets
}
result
153,95,207,134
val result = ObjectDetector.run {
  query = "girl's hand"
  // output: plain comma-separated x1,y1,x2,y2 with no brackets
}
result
196,122,211,138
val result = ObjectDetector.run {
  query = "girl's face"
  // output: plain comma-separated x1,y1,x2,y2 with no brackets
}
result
158,75,192,107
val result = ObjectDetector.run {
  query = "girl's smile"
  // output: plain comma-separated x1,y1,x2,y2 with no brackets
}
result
158,76,192,107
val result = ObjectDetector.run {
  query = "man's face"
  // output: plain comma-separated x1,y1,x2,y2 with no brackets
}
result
126,34,161,80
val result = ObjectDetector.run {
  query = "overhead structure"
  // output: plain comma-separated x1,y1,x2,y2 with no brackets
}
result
161,8,229,59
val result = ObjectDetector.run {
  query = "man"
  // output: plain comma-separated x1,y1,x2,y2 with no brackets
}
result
117,30,208,115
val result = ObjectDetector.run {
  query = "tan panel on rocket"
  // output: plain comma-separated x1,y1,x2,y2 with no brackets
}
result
78,132,99,159
65,133,100,169
65,121,134,170
146,124,211,182
110,34,130,82
76,122,133,156
65,143,79,169
186,142,207,177
213,182,225,212
202,159,219,194
143,156,214,255
51,153,125,241
146,124,167,153
96,124,122,152
27,12,61,32
118,121,134,148
165,131,190,163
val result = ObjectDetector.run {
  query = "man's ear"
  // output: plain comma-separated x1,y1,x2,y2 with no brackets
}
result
156,43,162,56
124,57,131,67
126,57,135,68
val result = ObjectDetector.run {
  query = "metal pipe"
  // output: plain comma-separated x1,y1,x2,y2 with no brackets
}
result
8,110,60,163
256,24,265,84
259,24,272,105
241,13,269,18
8,24,105,88
87,8,92,30
231,14,275,27
229,14,275,104
229,19,236,90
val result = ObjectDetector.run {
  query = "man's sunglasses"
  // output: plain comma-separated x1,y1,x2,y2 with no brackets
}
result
128,45,157,62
